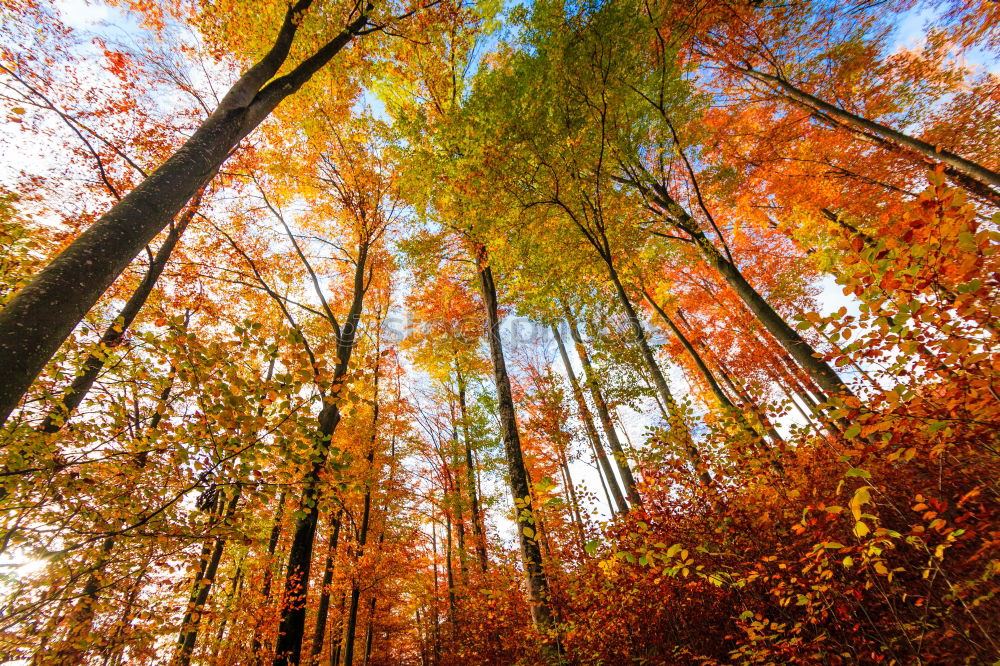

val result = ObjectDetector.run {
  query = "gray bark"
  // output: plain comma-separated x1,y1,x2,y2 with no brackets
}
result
647,181,852,402
477,261,556,636
309,510,342,663
551,325,627,514
39,196,199,433
738,65,1000,192
0,1,371,426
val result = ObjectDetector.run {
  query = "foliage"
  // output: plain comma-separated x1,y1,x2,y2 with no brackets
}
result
0,0,997,664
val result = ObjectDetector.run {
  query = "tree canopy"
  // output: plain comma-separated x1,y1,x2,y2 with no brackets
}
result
0,0,997,663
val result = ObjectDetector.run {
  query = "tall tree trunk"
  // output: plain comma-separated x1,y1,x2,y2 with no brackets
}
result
476,259,557,639
211,549,246,659
557,440,587,554
768,354,839,436
273,406,342,666
447,410,469,585
343,579,364,664
360,482,393,666
704,346,786,448
456,370,488,572
415,608,428,666
342,367,381,666
648,181,852,402
48,536,116,663
455,497,468,584
309,510,342,664
551,325,626,514
0,4,373,426
104,552,152,666
773,349,830,411
429,522,440,666
562,306,646,501
38,197,199,433
444,511,456,639
45,360,180,661
736,65,1000,194
568,294,688,491
643,290,736,414
174,485,242,666
642,288,771,453
362,595,377,666
330,592,347,666
273,243,369,666
252,490,286,656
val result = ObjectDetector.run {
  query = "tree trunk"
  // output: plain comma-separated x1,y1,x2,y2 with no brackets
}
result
104,553,152,666
0,2,371,426
273,241,369,666
737,66,1000,193
360,482,393,666
329,592,347,666
768,353,840,437
649,182,852,402
49,535,116,663
447,412,469,585
551,325,626,514
703,346,786,448
252,490,286,657
174,485,242,666
562,306,647,501
456,370,488,572
444,511,456,639
582,274,708,486
429,522,440,666
415,608,428,666
362,595,377,666
309,510,342,664
476,260,557,638
211,549,246,658
39,196,199,433
273,406,343,666
642,288,769,450
557,439,587,554
342,372,380,666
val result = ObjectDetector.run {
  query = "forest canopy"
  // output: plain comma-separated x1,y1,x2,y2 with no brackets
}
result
0,0,997,663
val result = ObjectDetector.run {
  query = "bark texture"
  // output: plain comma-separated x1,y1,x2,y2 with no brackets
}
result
0,2,371,425
552,324,627,514
477,261,556,636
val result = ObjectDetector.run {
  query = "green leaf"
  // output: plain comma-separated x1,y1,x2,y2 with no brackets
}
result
845,467,871,479
926,421,948,433
584,539,600,555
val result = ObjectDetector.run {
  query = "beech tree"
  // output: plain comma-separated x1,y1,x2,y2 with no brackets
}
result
0,0,435,425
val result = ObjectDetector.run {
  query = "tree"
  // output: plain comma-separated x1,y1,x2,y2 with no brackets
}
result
0,0,433,425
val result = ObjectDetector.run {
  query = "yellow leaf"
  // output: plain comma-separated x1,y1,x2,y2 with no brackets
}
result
850,486,871,521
